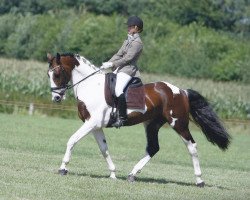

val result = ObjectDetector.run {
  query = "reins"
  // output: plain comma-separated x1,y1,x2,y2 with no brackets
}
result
66,69,101,90
50,69,101,94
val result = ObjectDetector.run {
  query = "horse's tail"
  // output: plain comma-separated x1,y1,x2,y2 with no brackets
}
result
186,89,231,150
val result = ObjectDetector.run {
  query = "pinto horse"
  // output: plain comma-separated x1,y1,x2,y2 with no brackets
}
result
47,52,231,187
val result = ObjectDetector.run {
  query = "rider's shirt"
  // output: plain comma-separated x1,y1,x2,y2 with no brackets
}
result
109,33,143,77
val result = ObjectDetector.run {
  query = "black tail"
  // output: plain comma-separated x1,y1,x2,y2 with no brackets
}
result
187,89,231,150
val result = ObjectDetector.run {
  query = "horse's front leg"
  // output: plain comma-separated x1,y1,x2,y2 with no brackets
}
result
92,129,116,179
59,120,96,175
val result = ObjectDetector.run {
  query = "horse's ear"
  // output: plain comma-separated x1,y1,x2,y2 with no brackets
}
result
56,53,61,64
47,53,53,61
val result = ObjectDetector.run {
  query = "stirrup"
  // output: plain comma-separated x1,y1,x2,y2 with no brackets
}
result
112,118,127,128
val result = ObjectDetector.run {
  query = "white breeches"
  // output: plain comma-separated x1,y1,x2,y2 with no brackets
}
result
115,72,132,97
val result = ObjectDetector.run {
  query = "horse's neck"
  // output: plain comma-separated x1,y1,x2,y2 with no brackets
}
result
71,56,99,96
74,56,98,76
71,69,83,85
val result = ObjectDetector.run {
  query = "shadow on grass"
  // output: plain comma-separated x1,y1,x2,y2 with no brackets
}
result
61,171,230,190
134,177,231,190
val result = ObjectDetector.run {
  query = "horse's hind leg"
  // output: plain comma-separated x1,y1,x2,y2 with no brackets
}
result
128,116,166,182
92,129,116,179
175,126,205,187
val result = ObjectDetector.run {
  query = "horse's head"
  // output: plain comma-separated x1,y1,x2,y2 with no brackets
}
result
47,52,79,102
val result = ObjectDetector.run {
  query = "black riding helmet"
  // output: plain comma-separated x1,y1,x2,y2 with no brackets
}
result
126,16,143,32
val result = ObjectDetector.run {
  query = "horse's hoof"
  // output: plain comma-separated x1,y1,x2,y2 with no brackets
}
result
58,169,68,175
110,172,117,179
127,174,136,182
196,181,205,187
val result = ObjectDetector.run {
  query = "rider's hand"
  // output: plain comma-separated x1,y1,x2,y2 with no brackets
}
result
100,62,113,69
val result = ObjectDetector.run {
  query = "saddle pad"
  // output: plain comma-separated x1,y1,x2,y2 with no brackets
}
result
104,73,145,110
126,85,145,109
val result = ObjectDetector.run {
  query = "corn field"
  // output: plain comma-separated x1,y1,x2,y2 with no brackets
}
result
0,58,249,120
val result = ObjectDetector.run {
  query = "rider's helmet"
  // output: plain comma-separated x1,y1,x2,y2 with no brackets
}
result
126,16,143,32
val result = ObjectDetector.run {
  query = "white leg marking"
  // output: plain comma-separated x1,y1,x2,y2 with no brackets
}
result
60,120,96,170
181,136,203,184
130,154,151,176
93,129,116,179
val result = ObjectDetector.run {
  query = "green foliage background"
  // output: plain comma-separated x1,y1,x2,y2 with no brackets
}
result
0,0,250,83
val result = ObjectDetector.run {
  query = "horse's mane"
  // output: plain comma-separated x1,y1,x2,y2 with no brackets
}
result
60,52,75,57
59,52,97,69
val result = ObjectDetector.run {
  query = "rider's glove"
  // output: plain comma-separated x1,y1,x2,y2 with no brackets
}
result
100,62,113,69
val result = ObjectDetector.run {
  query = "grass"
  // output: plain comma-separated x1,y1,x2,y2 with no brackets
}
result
0,113,249,200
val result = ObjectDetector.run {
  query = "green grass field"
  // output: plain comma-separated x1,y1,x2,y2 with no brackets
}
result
0,113,249,200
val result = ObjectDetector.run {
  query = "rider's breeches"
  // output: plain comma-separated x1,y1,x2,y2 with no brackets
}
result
115,72,132,97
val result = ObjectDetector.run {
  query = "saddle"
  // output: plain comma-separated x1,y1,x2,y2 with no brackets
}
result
104,73,145,110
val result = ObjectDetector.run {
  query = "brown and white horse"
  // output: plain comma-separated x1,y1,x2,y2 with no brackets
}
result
47,52,231,187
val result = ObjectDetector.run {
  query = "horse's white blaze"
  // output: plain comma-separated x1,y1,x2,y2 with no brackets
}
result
162,81,180,94
170,110,173,115
48,70,65,100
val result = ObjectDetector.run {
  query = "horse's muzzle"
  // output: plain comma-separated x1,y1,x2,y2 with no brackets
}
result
53,95,62,103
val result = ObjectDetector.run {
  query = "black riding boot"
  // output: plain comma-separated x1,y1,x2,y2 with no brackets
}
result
112,93,127,128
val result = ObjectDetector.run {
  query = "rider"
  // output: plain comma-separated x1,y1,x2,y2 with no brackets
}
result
101,16,144,128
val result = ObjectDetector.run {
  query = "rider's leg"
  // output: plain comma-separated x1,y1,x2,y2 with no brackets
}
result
115,72,132,97
112,72,131,128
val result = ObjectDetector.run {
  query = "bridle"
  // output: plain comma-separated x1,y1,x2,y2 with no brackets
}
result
48,63,70,95
48,60,100,96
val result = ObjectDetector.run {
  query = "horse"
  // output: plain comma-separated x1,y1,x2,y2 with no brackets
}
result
47,52,231,187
